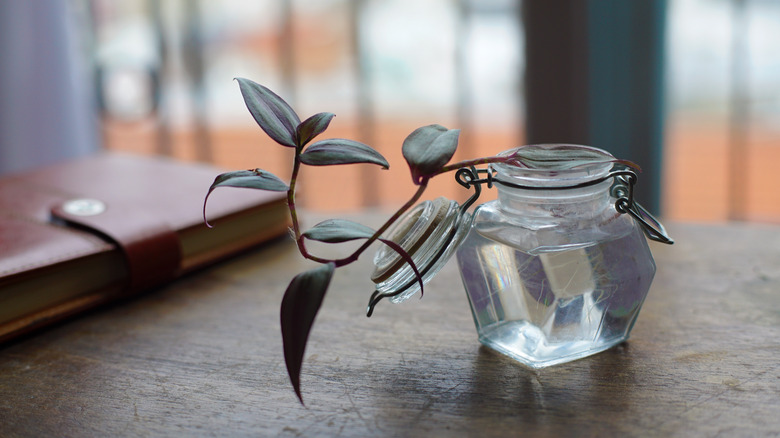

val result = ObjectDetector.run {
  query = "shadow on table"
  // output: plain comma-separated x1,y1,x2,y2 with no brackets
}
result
370,341,650,435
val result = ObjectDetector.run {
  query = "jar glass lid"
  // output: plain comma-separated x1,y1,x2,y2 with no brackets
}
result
369,197,472,313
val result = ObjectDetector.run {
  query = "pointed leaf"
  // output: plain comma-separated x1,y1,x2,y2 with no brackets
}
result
402,124,460,184
299,139,389,168
296,112,335,147
203,169,289,227
302,219,376,243
280,262,335,404
236,78,300,147
207,169,289,192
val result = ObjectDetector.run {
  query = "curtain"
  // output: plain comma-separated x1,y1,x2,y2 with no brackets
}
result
0,0,99,175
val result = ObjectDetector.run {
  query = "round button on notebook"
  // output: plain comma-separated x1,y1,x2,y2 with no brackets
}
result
61,199,106,217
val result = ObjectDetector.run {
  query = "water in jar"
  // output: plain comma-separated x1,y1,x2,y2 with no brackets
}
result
456,225,656,368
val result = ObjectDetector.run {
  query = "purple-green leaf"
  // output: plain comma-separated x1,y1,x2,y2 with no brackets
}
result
302,219,376,243
299,139,389,168
203,169,289,227
280,262,335,404
296,112,335,147
236,78,300,148
207,169,289,192
402,124,460,184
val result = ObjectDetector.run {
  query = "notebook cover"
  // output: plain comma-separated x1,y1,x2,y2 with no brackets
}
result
0,152,289,342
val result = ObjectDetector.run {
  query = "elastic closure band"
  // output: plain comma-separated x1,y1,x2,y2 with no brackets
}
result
51,200,182,293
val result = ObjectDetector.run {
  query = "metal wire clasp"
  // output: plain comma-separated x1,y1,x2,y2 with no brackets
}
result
456,165,674,245
609,170,674,244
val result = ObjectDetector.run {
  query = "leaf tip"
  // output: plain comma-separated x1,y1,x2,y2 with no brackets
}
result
203,190,215,228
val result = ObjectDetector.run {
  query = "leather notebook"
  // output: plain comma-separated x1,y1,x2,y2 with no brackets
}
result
0,152,289,343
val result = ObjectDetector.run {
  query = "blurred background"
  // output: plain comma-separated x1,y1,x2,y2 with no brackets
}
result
1,0,778,222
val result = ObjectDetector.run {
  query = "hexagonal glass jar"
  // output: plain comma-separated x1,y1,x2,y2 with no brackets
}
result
455,145,656,367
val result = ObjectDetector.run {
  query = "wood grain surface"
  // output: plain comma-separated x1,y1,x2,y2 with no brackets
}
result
1,217,779,437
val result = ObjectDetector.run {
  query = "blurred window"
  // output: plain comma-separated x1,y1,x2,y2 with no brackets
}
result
86,0,780,222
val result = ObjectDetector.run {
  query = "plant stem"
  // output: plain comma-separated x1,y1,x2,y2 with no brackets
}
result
292,155,504,267
433,155,511,176
295,180,429,268
294,156,507,268
288,149,307,258
333,180,428,267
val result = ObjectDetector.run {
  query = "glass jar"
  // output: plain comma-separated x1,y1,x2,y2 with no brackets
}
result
370,144,672,368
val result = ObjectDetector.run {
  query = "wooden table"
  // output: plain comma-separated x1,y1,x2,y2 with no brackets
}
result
1,217,779,437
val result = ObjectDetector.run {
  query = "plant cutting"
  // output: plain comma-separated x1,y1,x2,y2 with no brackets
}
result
204,78,673,404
